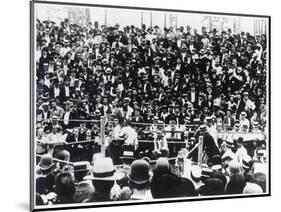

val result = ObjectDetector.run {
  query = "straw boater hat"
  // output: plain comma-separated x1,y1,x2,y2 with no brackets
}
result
224,136,235,148
191,165,202,180
89,157,124,181
105,67,112,74
73,161,91,172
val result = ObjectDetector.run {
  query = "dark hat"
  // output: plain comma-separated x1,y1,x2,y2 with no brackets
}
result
199,125,207,131
241,111,247,117
237,137,244,143
147,27,154,32
235,122,240,128
38,154,54,171
73,161,91,172
210,154,222,166
128,159,150,185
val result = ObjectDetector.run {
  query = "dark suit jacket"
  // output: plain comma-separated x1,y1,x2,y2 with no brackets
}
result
191,130,220,162
60,86,72,102
236,100,246,118
188,91,199,107
61,111,76,129
131,115,144,124
223,116,235,130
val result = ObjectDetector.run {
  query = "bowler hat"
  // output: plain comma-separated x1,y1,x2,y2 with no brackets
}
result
128,159,151,185
38,154,54,171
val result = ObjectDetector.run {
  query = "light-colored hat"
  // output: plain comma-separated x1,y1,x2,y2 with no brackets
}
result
89,157,124,181
211,164,222,171
243,183,263,194
105,67,112,74
191,165,202,179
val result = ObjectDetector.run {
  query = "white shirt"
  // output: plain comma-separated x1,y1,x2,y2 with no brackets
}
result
63,111,70,125
65,86,70,97
54,87,60,98
235,145,248,163
145,33,155,43
245,99,256,111
240,118,250,131
61,47,71,57
119,126,138,146
44,78,51,88
113,125,122,139
43,110,48,120
165,126,182,139
154,137,168,151
124,106,134,120
191,91,196,103
130,189,153,200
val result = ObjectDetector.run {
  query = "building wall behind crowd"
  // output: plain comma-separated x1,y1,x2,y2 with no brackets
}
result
35,4,267,35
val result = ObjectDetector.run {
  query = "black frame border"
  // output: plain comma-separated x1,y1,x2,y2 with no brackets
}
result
30,0,271,211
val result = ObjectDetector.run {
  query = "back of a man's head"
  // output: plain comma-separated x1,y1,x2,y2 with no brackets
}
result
55,173,75,200
226,174,246,194
92,180,114,194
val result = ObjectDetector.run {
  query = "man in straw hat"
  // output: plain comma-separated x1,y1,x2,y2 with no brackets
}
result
88,157,124,202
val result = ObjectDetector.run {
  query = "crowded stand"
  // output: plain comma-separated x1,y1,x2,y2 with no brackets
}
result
35,17,268,205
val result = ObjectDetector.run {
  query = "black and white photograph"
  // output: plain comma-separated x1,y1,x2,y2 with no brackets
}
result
30,1,270,210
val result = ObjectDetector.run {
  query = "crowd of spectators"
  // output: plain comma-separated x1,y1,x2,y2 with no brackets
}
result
35,17,268,205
